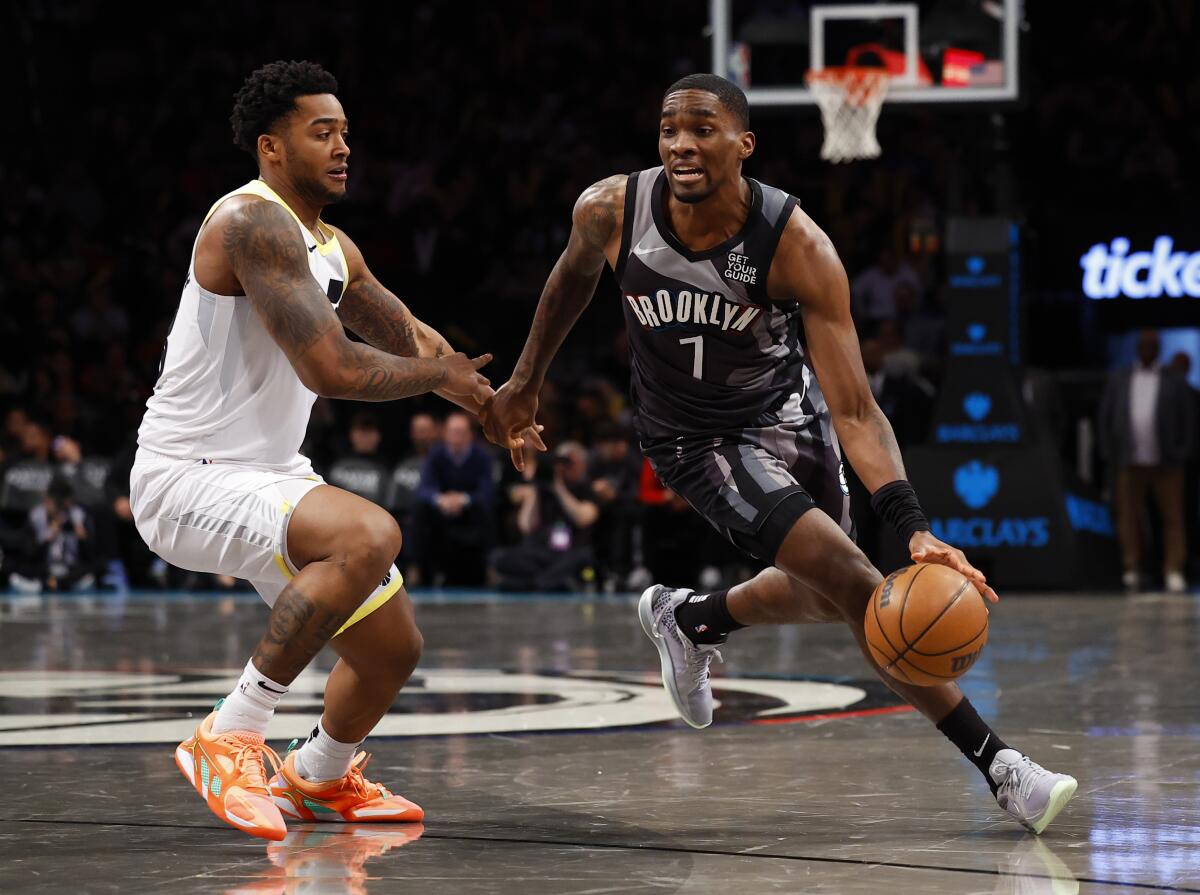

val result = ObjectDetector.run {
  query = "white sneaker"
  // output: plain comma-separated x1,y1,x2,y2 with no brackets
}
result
1122,570,1139,593
1165,571,1187,594
990,749,1078,834
637,585,721,729
8,573,42,595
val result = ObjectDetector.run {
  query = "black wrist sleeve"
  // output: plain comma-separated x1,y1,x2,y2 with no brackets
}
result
870,480,931,544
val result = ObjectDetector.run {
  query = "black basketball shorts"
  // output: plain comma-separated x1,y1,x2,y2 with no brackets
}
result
643,423,854,563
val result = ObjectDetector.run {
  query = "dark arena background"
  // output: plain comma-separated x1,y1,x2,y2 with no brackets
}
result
3,3,1198,893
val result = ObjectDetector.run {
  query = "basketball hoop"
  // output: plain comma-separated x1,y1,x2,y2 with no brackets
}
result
806,67,890,163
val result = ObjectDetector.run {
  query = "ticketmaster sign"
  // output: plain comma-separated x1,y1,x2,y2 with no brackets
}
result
1080,236,1200,299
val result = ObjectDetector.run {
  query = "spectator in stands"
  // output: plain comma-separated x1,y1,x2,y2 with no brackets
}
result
414,412,495,586
588,423,642,589
2,407,31,457
393,412,441,576
17,417,54,463
347,412,386,461
325,413,391,504
852,245,923,333
1100,330,1197,593
107,435,155,588
29,476,95,592
861,336,934,447
492,441,597,592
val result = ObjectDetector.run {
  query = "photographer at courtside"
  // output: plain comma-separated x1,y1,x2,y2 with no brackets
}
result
492,441,598,592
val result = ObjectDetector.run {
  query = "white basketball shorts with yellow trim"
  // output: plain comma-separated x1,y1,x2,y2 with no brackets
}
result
130,450,402,636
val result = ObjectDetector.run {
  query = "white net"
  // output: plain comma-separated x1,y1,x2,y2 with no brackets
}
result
806,67,890,163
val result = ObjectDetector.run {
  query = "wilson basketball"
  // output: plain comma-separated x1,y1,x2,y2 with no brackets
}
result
863,563,988,687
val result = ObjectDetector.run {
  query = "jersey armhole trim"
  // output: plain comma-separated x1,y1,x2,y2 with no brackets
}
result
755,194,801,306
613,171,639,283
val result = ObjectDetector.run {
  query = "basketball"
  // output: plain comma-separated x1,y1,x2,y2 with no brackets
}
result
864,563,989,687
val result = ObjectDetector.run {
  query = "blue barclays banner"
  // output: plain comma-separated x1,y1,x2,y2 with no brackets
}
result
931,356,1026,445
898,445,1119,589
945,218,1022,367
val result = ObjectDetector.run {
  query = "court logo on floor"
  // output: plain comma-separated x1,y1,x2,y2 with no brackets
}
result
0,670,907,746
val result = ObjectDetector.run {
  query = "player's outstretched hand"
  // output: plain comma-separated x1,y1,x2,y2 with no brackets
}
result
908,530,999,603
440,352,494,407
480,382,546,471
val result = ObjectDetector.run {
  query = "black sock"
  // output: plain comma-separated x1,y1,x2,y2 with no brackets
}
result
673,589,746,645
936,698,1010,795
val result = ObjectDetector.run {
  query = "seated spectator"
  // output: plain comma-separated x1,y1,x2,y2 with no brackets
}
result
861,336,935,447
106,434,156,588
492,441,597,592
852,245,923,333
588,423,643,589
29,476,96,591
392,412,440,518
413,412,495,586
392,412,441,574
326,413,391,505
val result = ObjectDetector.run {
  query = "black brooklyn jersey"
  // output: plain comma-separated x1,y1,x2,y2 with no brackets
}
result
615,167,817,442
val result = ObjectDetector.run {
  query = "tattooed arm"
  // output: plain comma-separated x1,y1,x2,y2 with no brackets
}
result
480,175,625,459
214,198,491,405
329,226,500,415
331,225,452,358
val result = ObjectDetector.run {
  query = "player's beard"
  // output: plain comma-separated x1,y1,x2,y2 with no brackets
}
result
669,171,721,205
296,171,347,209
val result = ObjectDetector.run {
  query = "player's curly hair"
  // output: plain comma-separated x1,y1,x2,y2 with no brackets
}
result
664,73,749,131
230,60,339,156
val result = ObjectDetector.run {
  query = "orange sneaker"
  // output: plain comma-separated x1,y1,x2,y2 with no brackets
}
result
174,707,287,841
269,747,425,823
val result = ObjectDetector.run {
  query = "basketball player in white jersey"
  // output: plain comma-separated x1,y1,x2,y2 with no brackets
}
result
132,61,535,840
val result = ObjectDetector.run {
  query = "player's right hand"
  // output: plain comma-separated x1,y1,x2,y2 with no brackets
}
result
439,352,494,407
480,381,545,471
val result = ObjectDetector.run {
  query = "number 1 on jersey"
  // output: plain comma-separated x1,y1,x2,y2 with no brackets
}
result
679,335,704,379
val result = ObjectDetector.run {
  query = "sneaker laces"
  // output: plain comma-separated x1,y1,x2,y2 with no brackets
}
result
216,733,282,791
345,753,392,802
998,755,1043,804
659,589,723,693
680,633,722,692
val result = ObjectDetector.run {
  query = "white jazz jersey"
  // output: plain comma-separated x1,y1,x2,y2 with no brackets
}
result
138,180,350,470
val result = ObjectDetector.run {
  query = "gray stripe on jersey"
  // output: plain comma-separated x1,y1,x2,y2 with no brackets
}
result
737,444,794,492
632,232,740,302
759,184,792,228
219,302,248,398
628,172,657,253
711,452,759,522
197,291,217,348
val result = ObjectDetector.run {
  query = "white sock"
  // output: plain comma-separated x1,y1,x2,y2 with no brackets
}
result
212,659,288,736
293,718,361,782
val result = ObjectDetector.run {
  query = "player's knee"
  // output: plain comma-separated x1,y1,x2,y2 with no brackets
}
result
349,513,402,578
820,551,881,626
395,625,423,678
375,617,422,684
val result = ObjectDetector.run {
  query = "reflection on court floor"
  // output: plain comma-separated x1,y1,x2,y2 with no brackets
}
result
1,590,1198,894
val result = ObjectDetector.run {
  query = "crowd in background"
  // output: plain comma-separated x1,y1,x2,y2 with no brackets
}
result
3,1,1198,593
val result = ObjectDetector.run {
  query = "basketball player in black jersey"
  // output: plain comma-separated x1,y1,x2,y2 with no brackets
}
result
482,73,1077,834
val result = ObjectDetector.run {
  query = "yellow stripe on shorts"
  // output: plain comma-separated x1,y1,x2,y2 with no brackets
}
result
274,497,403,637
334,570,404,637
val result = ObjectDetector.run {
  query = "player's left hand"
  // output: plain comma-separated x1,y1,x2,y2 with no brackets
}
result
480,383,547,471
908,530,998,603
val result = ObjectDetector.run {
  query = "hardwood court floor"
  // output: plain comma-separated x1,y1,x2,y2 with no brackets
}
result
1,588,1197,893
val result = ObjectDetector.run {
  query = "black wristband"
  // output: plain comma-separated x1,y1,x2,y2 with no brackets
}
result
870,480,931,544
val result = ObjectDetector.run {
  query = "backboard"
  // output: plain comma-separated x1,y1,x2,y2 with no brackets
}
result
711,0,1022,105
